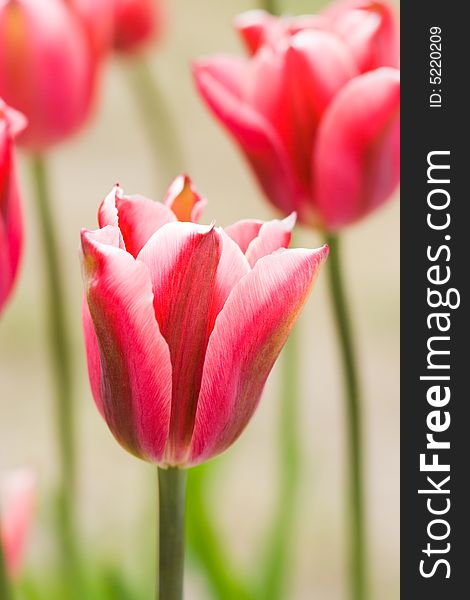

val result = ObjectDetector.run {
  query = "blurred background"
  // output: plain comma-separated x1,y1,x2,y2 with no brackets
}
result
0,0,399,598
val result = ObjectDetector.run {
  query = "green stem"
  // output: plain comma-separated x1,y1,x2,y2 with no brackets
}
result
186,465,254,600
158,468,187,600
263,0,278,14
258,328,301,599
30,156,77,578
325,234,367,600
124,56,184,184
0,537,13,600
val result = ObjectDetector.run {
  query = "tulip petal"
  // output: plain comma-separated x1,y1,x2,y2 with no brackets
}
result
80,225,172,462
224,219,263,254
137,223,222,463
0,131,23,314
193,58,304,216
0,469,36,578
325,0,399,72
287,29,358,121
98,186,176,257
234,10,282,54
313,67,400,229
245,213,296,267
190,244,329,464
163,174,207,222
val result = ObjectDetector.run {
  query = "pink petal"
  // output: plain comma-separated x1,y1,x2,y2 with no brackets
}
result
245,213,296,267
137,223,250,464
0,127,23,315
325,0,399,72
0,469,36,579
193,58,303,216
137,223,222,464
190,244,329,464
287,29,358,121
163,174,207,223
224,219,263,254
98,186,176,257
234,10,282,54
313,67,400,230
80,226,172,463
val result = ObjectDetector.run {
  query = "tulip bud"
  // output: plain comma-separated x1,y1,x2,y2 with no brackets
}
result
0,98,25,315
0,0,101,150
194,2,400,230
0,469,36,578
81,177,327,466
111,0,165,54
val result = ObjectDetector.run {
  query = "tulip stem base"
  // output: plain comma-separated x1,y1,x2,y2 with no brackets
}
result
124,56,184,185
157,467,187,600
30,155,77,578
0,538,13,600
325,233,367,600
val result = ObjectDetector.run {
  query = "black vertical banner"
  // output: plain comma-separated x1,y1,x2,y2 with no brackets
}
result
401,2,469,598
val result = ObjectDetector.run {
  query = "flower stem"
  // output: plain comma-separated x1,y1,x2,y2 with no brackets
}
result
325,233,367,600
157,468,187,600
264,0,278,14
0,537,13,600
258,328,301,600
30,155,77,578
124,56,185,184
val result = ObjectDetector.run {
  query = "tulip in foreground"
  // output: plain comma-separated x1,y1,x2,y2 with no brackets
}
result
193,0,400,230
81,176,327,466
0,99,25,316
0,0,103,150
0,469,35,579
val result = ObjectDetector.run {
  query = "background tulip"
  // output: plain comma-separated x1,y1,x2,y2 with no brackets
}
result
81,178,325,467
0,0,102,150
0,100,25,316
111,0,164,54
0,469,35,579
194,1,399,230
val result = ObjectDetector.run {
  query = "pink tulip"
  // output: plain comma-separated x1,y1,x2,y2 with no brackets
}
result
81,176,327,466
0,0,103,151
193,1,400,230
111,0,164,53
0,99,25,315
0,469,35,578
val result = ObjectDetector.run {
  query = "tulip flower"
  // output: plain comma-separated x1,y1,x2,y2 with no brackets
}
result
0,99,25,316
193,1,400,231
81,176,327,466
0,0,102,151
0,469,35,579
81,176,326,599
111,0,164,53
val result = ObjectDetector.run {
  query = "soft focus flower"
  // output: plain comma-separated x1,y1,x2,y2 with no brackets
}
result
193,0,400,230
69,0,114,59
0,469,36,578
111,0,164,53
81,176,327,467
0,0,103,150
0,99,25,316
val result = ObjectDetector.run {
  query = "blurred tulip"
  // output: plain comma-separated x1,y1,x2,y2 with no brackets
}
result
111,0,164,53
0,469,35,578
0,0,103,150
0,99,25,315
68,0,114,59
81,176,327,467
193,1,400,230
